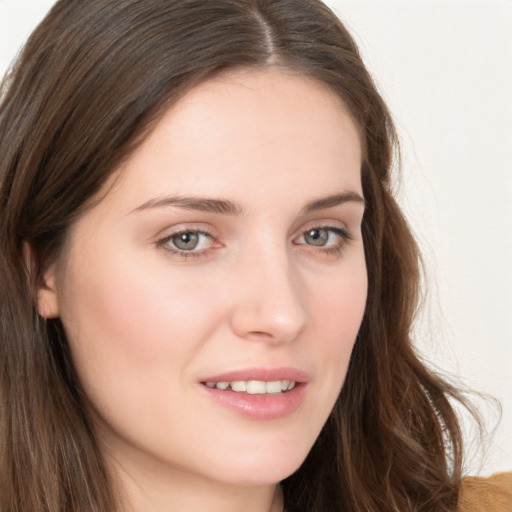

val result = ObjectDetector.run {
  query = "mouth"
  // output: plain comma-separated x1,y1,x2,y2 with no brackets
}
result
199,368,308,420
203,379,296,394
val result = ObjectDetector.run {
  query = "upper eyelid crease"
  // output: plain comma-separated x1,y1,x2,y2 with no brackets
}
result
130,191,364,217
296,226,353,242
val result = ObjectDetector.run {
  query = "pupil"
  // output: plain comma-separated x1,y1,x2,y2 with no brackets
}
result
305,229,328,246
173,232,199,250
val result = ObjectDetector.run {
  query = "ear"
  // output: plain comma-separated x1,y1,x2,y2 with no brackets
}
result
23,242,61,319
37,266,61,318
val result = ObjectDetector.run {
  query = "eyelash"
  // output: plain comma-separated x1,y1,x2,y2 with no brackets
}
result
156,225,353,260
157,228,216,260
294,225,354,256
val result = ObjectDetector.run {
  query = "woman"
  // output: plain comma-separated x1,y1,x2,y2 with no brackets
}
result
0,1,509,511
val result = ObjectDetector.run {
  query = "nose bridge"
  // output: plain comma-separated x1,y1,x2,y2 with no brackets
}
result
229,239,308,342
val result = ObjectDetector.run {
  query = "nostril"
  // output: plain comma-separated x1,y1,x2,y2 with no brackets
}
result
247,331,275,339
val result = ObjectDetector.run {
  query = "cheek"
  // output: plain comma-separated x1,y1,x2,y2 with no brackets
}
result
307,257,367,397
62,267,164,365
57,253,216,404
313,258,367,350
57,254,234,457
64,251,203,344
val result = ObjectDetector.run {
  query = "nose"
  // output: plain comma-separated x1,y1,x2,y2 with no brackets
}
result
228,246,308,343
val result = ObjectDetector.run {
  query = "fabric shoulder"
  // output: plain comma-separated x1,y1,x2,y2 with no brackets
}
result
458,472,512,512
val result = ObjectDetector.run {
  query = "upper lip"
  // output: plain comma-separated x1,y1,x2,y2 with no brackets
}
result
200,367,309,383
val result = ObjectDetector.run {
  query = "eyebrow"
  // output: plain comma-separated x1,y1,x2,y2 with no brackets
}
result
302,191,365,213
131,196,244,215
130,191,364,216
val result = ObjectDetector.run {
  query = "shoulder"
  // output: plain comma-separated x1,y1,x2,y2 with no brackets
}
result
458,472,512,512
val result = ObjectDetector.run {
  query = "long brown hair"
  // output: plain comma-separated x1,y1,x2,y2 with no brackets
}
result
0,1,469,510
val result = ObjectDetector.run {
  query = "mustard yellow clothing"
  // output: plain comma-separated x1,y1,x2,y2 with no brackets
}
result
459,472,512,511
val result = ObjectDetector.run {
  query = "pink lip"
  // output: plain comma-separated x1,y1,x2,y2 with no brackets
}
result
201,367,309,384
199,367,309,420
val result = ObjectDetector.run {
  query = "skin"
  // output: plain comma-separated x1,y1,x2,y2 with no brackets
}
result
38,67,367,512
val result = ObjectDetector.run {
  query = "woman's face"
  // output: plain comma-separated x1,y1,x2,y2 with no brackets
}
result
40,67,367,488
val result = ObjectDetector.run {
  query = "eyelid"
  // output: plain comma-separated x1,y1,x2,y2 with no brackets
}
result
294,225,351,241
294,217,350,237
156,226,219,259
293,223,354,255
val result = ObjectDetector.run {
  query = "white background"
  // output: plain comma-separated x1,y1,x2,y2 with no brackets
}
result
1,0,511,476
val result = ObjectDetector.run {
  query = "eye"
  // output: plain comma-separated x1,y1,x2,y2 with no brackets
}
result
302,228,331,247
294,226,352,253
171,231,206,251
157,229,215,257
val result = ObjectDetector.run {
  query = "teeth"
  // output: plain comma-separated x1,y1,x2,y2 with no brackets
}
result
265,380,282,394
205,379,297,394
230,381,247,392
247,380,266,394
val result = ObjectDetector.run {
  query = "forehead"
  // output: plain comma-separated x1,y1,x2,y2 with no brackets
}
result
166,66,360,158
106,66,363,211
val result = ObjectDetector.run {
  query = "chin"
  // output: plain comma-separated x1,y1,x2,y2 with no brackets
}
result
197,438,313,487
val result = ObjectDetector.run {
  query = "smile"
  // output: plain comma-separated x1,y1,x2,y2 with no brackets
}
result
204,380,296,394
200,369,308,420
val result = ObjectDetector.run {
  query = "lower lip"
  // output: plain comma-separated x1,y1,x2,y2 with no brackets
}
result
200,383,307,420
